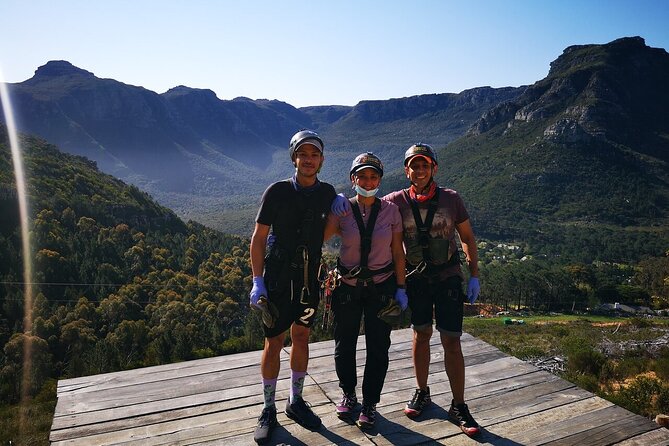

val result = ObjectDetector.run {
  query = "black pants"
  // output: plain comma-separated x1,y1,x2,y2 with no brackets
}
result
332,277,394,405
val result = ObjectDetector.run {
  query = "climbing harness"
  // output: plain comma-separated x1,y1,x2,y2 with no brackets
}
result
319,261,339,330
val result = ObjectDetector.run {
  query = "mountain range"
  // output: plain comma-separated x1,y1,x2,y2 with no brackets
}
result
411,36,669,260
2,36,668,261
1,59,524,233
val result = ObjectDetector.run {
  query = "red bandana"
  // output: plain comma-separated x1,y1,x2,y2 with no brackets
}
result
409,181,437,202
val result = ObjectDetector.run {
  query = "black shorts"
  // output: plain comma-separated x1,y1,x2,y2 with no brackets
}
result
262,278,319,338
407,275,464,337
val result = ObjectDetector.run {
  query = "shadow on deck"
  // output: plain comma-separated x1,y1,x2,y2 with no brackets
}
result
49,328,669,445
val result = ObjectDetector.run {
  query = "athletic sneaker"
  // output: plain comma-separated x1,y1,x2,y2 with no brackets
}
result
448,400,480,437
357,402,376,428
285,397,322,430
336,392,358,418
404,387,431,418
253,405,277,444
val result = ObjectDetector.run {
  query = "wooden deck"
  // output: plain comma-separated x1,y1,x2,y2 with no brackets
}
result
50,328,669,445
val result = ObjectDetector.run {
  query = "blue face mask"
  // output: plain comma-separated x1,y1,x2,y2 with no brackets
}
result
354,185,379,197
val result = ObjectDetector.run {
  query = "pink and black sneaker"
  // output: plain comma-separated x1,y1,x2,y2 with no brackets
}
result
404,387,431,418
336,392,357,418
357,402,376,428
448,400,480,437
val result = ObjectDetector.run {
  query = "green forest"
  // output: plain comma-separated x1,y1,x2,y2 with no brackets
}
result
0,133,261,403
1,129,668,444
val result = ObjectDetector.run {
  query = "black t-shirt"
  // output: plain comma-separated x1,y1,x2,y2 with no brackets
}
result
256,179,336,282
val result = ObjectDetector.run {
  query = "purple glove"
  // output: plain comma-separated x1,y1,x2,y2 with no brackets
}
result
331,193,350,217
250,276,268,309
395,287,408,310
466,277,480,304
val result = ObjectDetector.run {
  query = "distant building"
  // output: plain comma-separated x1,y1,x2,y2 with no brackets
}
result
594,303,655,316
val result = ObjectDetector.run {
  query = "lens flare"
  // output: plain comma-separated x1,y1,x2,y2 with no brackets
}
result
0,66,33,436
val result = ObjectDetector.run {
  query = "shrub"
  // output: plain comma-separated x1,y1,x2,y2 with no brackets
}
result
616,357,648,379
561,335,606,376
611,376,662,417
220,336,252,354
552,326,570,338
192,348,215,359
629,316,652,329
598,360,617,382
514,345,546,359
653,356,669,381
571,373,600,393
656,386,669,414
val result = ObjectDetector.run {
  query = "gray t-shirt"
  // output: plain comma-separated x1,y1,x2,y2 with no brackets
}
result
383,187,469,280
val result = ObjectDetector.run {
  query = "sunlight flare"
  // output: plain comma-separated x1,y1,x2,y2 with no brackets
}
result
0,65,33,436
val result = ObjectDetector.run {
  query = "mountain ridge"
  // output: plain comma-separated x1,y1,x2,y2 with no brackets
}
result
2,60,523,234
1,37,668,259
395,36,669,261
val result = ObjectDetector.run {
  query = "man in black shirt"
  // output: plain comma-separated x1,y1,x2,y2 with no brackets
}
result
250,130,336,444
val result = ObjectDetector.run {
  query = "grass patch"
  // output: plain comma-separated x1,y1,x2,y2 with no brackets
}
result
464,314,669,419
0,379,56,446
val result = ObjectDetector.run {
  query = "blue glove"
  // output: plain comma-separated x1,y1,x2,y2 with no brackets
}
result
466,277,480,304
250,276,268,309
395,287,408,310
331,193,350,217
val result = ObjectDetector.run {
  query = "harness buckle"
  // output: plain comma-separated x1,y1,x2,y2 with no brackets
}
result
416,261,427,274
406,261,427,279
347,265,362,278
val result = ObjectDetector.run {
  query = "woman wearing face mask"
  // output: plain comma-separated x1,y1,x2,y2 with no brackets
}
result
324,152,407,428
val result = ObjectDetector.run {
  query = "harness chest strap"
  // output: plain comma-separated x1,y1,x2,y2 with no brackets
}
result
404,187,440,263
352,197,380,271
338,197,394,285
404,188,460,277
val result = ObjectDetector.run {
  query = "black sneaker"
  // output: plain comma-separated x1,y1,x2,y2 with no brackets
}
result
253,405,277,444
336,392,358,418
356,402,376,428
448,400,480,437
404,387,431,418
285,397,322,430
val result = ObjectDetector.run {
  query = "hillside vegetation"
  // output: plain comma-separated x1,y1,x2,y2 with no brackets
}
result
2,127,668,446
2,35,669,445
0,129,259,406
382,37,669,262
465,315,669,420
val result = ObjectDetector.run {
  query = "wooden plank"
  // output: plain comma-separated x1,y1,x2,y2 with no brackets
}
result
484,398,617,445
541,405,666,446
425,397,616,446
372,375,581,444
51,327,669,446
51,378,327,439
189,414,375,446
614,429,669,446
53,353,292,417
56,348,269,392
56,398,372,446
51,393,262,439
52,391,331,445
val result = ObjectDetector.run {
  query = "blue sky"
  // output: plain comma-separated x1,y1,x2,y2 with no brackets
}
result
1,0,668,107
